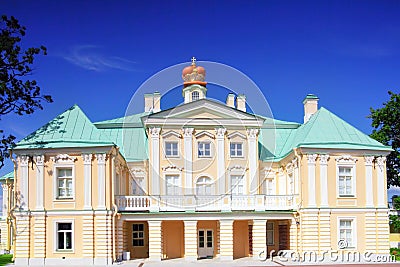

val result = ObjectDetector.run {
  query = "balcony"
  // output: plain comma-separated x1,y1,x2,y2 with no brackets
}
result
115,194,296,212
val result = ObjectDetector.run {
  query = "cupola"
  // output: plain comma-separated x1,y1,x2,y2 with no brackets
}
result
182,57,207,103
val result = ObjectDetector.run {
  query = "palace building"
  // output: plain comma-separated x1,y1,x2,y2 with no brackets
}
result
0,59,392,265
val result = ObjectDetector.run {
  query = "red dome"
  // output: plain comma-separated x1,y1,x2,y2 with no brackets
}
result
196,66,205,75
182,65,194,76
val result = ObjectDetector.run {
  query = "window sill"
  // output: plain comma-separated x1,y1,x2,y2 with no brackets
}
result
54,249,74,253
230,156,244,158
338,195,356,198
54,198,75,202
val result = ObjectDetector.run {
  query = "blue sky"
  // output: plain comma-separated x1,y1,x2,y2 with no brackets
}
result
1,0,400,178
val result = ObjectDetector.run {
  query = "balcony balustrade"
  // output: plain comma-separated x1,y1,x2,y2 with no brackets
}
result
115,194,296,212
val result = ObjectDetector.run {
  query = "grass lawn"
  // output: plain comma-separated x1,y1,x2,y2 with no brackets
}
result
0,254,13,266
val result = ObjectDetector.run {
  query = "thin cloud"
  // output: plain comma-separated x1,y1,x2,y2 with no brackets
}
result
64,45,137,72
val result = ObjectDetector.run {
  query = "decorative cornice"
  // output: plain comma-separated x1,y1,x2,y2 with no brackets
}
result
50,154,77,164
215,128,226,138
377,156,386,169
228,165,248,172
82,153,92,165
194,130,214,139
227,131,247,140
246,128,259,139
319,154,330,165
130,168,146,177
263,166,273,176
148,127,161,138
35,155,45,166
291,158,298,169
364,156,374,166
182,128,194,138
306,154,318,164
95,153,107,164
162,130,182,139
335,155,357,164
161,165,184,172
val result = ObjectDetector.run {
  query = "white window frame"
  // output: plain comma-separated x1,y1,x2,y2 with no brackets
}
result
198,141,212,158
165,174,181,195
54,219,74,252
192,91,200,101
196,176,214,195
230,142,243,158
231,175,245,195
267,222,274,245
265,178,275,195
53,163,75,201
337,217,357,249
336,164,356,197
164,141,179,158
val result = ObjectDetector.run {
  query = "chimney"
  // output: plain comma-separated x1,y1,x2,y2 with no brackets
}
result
144,94,154,112
153,92,161,113
226,93,235,108
303,94,319,123
236,94,246,112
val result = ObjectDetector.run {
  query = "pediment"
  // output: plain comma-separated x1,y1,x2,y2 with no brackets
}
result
142,99,265,127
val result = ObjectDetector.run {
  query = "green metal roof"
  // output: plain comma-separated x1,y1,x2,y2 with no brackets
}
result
260,107,391,161
0,171,14,181
14,105,115,150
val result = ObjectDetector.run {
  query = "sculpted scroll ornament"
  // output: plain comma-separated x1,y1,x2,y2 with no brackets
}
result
95,153,107,164
377,156,386,170
18,155,29,166
50,154,77,163
35,155,45,165
246,128,259,139
148,127,161,137
319,154,330,165
82,154,92,164
364,156,374,166
182,128,194,138
306,154,318,164
215,128,226,138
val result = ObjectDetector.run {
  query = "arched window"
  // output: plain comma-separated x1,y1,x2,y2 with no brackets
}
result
192,91,200,101
196,177,213,195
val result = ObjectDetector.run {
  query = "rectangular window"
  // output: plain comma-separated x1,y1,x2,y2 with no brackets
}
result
57,222,73,250
339,219,353,248
230,142,243,157
267,222,274,245
198,142,211,157
266,179,274,195
231,175,244,195
165,142,178,157
57,168,73,199
338,167,353,196
166,175,181,195
132,223,145,247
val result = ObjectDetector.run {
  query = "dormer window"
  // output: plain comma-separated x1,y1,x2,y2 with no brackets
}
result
192,91,200,101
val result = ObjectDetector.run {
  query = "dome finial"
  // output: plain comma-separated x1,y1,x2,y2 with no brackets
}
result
191,56,196,66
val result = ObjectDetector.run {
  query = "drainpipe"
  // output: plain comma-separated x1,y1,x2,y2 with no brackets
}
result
111,149,119,263
10,151,17,261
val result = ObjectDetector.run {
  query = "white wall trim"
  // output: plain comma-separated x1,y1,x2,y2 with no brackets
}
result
183,128,194,194
35,155,45,210
364,156,374,207
215,128,226,195
307,154,318,207
95,153,106,209
82,153,92,210
319,154,329,207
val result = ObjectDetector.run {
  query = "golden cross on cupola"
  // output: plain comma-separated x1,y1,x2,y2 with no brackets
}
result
191,56,196,66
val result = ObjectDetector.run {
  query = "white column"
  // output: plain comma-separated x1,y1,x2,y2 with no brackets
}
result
377,156,386,208
278,167,286,195
35,155,45,210
96,153,106,209
307,154,318,208
215,128,226,195
149,127,161,195
184,220,198,261
292,158,299,195
319,154,329,207
365,156,374,207
219,219,234,261
148,220,162,261
247,129,259,194
252,219,267,260
19,155,29,210
82,153,93,210
2,184,8,218
183,128,194,194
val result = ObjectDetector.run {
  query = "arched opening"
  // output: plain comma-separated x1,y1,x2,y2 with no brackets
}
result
192,91,200,101
196,177,213,195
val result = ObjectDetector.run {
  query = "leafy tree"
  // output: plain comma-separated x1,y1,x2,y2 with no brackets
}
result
0,15,53,168
369,91,400,188
390,196,400,231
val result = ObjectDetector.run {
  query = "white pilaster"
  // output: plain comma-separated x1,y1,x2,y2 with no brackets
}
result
148,220,162,261
252,219,267,260
96,153,106,210
82,153,93,210
247,128,259,194
184,220,198,261
149,127,161,196
278,167,286,195
215,128,226,194
292,158,299,194
319,154,329,207
183,128,194,194
19,155,29,210
219,219,233,261
35,155,45,211
365,156,374,207
377,156,386,208
2,184,8,218
307,154,318,208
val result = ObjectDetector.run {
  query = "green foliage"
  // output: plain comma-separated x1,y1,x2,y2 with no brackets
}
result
0,254,13,266
369,91,400,188
0,15,53,168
